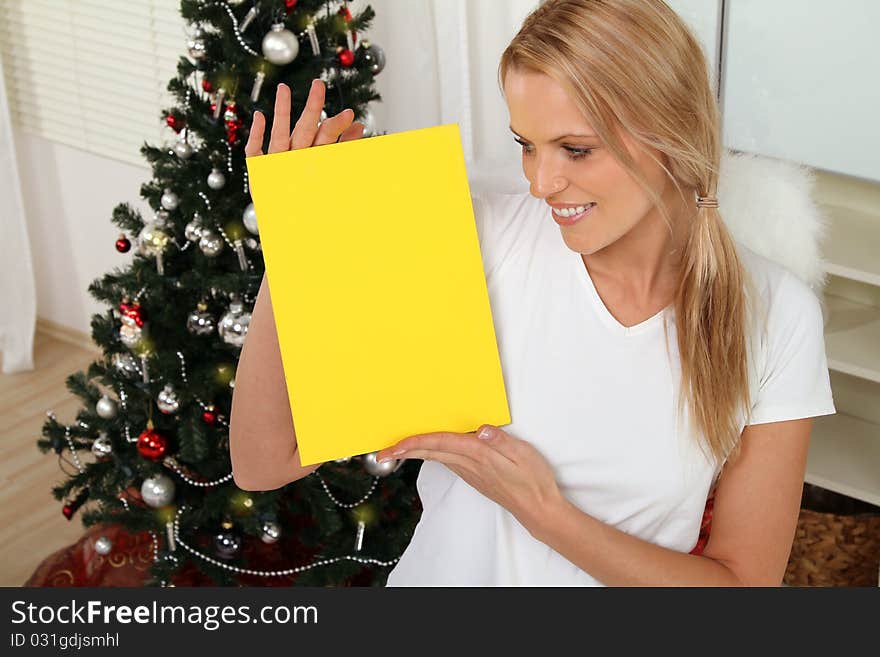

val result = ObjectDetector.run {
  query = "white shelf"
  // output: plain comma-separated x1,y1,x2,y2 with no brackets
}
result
824,294,880,383
807,413,880,507
821,204,880,286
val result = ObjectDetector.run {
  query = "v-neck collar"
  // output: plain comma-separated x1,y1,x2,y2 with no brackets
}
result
570,252,672,337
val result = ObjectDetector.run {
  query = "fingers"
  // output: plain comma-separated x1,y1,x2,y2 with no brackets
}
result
312,109,357,147
267,83,292,154
247,80,364,158
290,79,326,150
339,121,365,143
244,111,265,158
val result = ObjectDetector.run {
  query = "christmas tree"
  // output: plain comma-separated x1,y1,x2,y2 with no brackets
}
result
36,0,421,587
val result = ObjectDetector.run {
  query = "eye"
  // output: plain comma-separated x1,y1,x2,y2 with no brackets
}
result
513,138,594,161
513,137,533,155
564,147,594,161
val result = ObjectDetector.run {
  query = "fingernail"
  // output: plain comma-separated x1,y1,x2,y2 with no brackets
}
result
477,426,493,440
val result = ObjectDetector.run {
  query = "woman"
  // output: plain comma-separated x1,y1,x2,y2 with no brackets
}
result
233,0,835,586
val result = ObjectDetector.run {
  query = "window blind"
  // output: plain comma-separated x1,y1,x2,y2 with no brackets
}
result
0,0,185,168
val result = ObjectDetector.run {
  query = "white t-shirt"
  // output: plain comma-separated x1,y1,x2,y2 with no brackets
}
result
385,190,836,586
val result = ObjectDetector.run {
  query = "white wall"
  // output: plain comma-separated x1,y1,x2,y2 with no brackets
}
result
16,131,153,334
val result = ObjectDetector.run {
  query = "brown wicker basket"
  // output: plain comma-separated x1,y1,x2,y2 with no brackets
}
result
784,485,880,587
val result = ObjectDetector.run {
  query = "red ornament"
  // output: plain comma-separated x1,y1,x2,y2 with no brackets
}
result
165,114,184,132
285,0,297,13
224,102,243,145
202,78,213,93
337,48,355,67
62,488,90,520
137,427,168,461
115,235,131,253
202,406,217,426
118,301,146,327
338,5,352,22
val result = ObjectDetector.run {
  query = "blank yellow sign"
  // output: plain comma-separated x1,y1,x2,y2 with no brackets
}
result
245,123,510,466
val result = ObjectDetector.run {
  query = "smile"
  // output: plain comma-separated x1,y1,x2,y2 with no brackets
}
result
551,203,596,226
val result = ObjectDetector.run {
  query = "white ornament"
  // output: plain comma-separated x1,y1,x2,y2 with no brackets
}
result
141,473,176,508
218,300,251,348
242,202,259,235
184,217,204,242
198,229,224,257
262,23,299,66
362,451,400,477
156,384,180,414
260,520,281,544
160,188,179,211
187,305,216,336
173,139,193,160
96,394,118,419
94,536,113,555
91,433,113,459
187,28,207,61
207,168,226,190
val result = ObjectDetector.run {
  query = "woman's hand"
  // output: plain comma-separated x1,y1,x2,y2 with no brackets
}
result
374,425,565,537
244,79,364,157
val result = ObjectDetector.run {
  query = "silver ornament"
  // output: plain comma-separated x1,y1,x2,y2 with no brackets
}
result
262,23,299,66
361,107,376,137
198,229,224,257
320,109,327,122
207,168,226,190
94,536,113,555
214,531,242,559
242,203,259,236
118,320,145,349
187,28,207,61
91,433,113,459
362,451,400,477
112,353,139,377
184,217,204,242
334,456,352,464
156,384,180,414
260,520,281,544
172,139,193,160
138,221,170,256
160,188,179,211
187,306,216,335
356,40,386,75
218,300,251,348
95,394,118,419
140,473,175,508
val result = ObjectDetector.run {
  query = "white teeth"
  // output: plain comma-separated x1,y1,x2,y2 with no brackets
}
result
553,203,594,217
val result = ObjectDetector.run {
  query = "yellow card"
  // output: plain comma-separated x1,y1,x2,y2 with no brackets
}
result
245,123,510,466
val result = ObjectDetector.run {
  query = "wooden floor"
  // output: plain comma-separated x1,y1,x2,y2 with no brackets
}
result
0,331,101,586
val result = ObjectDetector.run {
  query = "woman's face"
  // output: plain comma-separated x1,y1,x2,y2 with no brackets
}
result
503,67,677,256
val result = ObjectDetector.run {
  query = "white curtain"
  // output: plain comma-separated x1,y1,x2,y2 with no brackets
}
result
0,49,36,373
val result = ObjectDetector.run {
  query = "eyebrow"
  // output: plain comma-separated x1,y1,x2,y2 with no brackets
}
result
509,126,598,142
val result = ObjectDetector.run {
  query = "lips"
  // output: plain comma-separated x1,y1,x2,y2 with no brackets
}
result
551,203,596,226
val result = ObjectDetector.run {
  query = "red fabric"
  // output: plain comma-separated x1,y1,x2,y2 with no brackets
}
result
689,492,715,556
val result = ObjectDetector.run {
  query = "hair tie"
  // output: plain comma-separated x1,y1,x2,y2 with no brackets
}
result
696,194,719,209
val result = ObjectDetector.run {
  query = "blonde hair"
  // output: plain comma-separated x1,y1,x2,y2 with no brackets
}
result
499,0,758,469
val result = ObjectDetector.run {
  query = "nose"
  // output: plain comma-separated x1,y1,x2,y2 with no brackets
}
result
529,154,567,199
